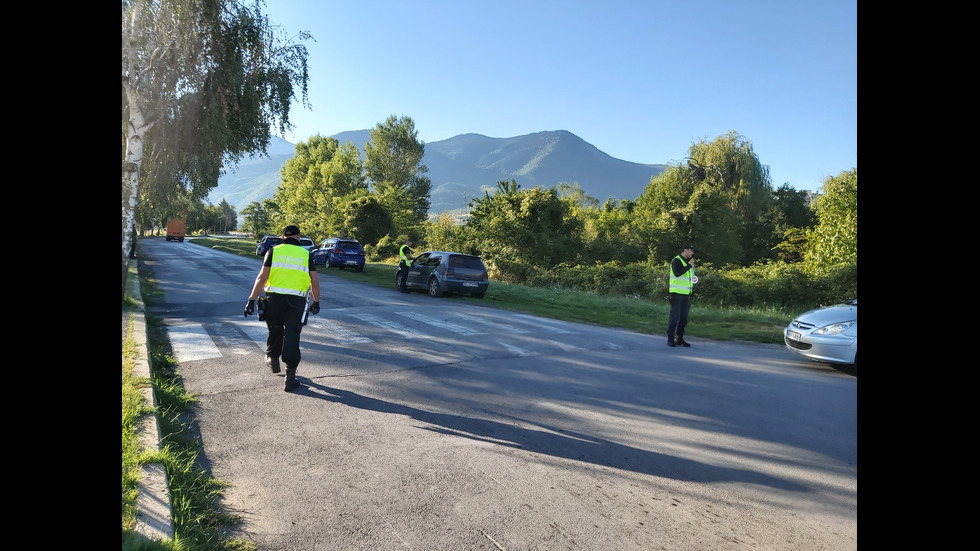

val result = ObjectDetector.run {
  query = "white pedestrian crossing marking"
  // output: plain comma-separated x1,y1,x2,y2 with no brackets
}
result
352,313,428,339
511,313,575,334
167,323,223,362
498,341,532,356
306,317,373,343
547,339,582,352
395,311,481,335
453,312,530,334
232,319,270,349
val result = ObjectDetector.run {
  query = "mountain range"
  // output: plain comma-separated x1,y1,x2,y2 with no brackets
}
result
209,130,667,217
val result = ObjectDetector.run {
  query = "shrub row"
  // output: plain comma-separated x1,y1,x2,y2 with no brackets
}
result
511,259,856,312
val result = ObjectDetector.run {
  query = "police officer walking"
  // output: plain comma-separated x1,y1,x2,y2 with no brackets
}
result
667,244,697,347
397,238,414,293
244,225,321,391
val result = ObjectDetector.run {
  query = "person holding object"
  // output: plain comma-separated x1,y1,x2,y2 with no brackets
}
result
667,244,697,348
244,225,320,391
398,238,414,293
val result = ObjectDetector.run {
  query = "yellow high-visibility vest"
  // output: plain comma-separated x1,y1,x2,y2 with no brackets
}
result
266,244,310,296
668,255,693,295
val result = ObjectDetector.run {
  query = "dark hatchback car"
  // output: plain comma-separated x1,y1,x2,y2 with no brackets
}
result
312,237,366,271
255,236,282,256
256,236,315,256
399,250,489,298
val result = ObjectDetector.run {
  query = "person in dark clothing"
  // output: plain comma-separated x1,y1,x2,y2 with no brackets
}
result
244,225,321,391
397,238,414,293
667,244,697,347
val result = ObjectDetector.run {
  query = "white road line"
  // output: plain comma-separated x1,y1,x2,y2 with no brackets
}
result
352,313,428,339
498,341,532,356
511,313,575,334
167,323,223,362
228,319,269,350
453,313,530,334
306,317,373,343
547,339,582,352
395,311,481,336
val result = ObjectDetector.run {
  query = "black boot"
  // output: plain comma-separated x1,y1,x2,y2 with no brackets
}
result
676,336,691,347
667,335,676,347
284,368,300,392
265,355,281,373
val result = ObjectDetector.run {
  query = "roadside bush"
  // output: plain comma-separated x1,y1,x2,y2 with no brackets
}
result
517,258,854,313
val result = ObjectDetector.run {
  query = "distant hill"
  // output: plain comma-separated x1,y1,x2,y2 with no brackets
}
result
209,130,667,216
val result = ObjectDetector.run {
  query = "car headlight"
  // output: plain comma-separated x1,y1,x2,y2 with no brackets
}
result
811,321,855,336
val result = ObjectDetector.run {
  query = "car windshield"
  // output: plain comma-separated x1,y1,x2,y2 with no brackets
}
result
450,255,485,269
265,237,282,245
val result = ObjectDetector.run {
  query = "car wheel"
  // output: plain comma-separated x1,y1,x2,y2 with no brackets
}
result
428,277,443,297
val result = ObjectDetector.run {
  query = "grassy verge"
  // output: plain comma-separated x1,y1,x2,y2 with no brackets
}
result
122,257,255,551
193,236,791,344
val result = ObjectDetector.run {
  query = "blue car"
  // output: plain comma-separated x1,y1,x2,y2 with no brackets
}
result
312,237,366,271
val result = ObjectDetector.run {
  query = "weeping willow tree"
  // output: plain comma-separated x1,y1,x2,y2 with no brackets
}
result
122,0,311,297
634,130,773,266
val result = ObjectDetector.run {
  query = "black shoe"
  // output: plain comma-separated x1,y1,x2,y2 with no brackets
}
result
676,337,691,348
667,338,676,347
284,368,300,392
265,355,281,373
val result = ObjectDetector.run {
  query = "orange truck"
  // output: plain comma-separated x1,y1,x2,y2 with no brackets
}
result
165,218,186,242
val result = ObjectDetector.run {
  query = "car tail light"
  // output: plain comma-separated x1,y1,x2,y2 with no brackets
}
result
479,270,488,280
446,268,456,277
358,250,365,256
333,248,344,254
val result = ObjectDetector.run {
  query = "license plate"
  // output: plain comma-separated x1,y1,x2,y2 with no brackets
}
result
345,260,358,265
786,330,801,341
462,282,477,287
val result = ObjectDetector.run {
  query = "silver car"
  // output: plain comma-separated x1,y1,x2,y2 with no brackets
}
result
400,250,489,298
784,299,857,369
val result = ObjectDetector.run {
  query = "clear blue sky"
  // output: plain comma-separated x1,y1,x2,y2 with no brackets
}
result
262,0,856,193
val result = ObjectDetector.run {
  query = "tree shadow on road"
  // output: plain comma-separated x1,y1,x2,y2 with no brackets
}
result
298,380,808,492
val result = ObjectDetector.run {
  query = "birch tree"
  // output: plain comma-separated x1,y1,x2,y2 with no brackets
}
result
122,0,310,296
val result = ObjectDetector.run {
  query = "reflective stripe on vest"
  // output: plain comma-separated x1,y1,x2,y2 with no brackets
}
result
399,244,411,263
265,244,310,297
668,255,693,295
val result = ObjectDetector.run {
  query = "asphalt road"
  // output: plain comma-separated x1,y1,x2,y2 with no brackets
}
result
139,237,857,550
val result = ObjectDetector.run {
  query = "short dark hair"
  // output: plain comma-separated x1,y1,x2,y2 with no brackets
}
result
283,225,301,237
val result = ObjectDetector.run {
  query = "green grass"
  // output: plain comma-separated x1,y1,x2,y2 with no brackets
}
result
122,257,256,551
192,236,791,344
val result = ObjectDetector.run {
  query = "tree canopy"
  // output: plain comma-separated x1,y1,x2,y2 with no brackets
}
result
122,0,310,296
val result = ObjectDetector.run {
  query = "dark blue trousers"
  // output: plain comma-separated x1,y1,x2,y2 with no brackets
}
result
667,292,691,339
264,293,307,369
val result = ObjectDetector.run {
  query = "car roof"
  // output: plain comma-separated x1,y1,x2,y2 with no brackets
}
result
418,250,479,257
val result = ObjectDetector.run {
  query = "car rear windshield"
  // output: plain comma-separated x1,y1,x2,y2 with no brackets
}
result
450,255,485,269
299,238,314,247
337,241,361,249
266,238,282,245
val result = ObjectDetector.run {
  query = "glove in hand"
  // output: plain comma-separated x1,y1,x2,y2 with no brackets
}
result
309,301,320,315
244,299,255,317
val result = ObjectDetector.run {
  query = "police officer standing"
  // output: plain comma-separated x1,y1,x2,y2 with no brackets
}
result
244,225,321,391
398,238,414,293
667,244,697,347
